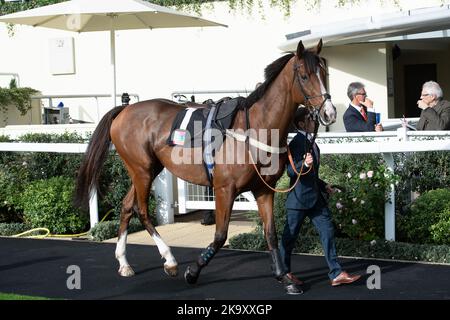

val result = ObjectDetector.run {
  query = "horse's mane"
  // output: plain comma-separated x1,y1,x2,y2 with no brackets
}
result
240,50,320,110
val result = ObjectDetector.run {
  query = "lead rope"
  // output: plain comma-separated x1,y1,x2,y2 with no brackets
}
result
248,147,312,193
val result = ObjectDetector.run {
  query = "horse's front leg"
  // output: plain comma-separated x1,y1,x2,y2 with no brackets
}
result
184,185,235,284
254,190,303,295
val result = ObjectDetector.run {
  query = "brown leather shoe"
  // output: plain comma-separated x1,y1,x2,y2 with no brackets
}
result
331,271,361,287
286,272,304,286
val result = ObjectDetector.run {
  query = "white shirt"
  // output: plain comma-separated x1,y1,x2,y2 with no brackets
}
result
350,102,376,113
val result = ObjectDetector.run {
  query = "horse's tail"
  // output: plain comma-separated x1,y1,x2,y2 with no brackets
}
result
74,105,126,210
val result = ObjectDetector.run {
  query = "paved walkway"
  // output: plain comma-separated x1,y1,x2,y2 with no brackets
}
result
104,211,257,248
1,237,449,300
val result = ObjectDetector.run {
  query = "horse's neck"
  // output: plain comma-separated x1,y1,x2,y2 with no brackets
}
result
250,59,298,143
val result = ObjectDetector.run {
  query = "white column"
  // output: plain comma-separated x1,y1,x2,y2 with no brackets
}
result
382,152,395,241
89,188,99,229
110,17,117,108
177,177,187,214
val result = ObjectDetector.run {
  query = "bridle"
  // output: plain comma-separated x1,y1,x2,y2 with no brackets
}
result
293,61,335,129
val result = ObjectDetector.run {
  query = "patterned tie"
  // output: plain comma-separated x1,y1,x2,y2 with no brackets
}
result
360,107,368,122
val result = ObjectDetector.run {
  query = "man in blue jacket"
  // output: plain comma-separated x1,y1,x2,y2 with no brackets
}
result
280,107,360,293
343,82,383,132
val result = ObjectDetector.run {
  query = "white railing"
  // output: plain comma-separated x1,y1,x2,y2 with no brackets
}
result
0,127,448,240
31,93,140,123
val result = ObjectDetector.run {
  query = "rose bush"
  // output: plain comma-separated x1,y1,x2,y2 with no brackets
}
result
321,154,396,241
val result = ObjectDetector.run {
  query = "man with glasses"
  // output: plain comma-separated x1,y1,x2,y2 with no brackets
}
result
343,82,383,132
416,81,450,130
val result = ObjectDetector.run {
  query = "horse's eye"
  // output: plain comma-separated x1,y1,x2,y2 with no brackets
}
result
301,75,308,81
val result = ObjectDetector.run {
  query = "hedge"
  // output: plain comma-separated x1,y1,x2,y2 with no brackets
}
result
228,232,450,264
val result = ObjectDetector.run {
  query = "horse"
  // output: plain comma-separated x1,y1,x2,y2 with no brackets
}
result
74,39,336,294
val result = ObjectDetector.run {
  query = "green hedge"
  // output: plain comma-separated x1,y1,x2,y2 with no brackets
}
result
229,232,450,264
20,176,88,234
397,189,450,245
89,218,145,242
0,132,157,236
320,153,394,240
0,222,28,236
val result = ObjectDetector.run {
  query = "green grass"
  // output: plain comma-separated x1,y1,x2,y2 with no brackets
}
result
0,292,53,300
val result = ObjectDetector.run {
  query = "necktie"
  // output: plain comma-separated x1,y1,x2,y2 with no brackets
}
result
360,107,368,122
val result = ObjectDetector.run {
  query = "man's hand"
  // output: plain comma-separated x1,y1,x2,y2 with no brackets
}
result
417,99,429,110
362,98,374,109
375,123,383,132
304,153,313,167
325,184,335,194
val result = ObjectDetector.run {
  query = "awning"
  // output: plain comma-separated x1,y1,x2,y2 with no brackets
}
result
279,5,450,51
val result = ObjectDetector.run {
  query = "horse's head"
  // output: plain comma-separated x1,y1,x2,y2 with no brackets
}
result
293,39,337,126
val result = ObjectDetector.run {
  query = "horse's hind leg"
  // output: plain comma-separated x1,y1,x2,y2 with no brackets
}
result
133,166,178,277
116,186,136,277
184,185,235,284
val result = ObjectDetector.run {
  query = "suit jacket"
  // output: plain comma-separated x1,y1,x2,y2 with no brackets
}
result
416,100,450,130
343,104,376,132
286,132,327,210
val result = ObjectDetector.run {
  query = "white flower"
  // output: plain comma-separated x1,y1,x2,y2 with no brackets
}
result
336,202,344,209
375,183,379,188
347,173,352,178
360,200,365,205
352,219,358,225
352,197,357,202
22,161,27,166
367,170,374,178
359,172,367,180
370,240,377,246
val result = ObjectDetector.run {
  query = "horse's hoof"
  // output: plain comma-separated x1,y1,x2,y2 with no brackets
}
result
164,263,178,277
118,265,135,277
184,266,198,284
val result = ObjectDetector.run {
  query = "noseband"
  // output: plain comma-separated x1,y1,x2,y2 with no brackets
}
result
294,62,335,127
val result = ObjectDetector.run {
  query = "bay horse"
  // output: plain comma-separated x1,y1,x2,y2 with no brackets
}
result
74,39,336,294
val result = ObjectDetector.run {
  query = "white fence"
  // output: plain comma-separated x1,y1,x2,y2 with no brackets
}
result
0,127,449,241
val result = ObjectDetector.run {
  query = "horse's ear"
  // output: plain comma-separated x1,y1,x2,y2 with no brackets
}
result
296,40,305,58
316,39,323,55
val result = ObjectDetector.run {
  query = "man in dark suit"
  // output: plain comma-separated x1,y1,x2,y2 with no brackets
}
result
279,107,360,294
343,82,383,132
416,81,450,130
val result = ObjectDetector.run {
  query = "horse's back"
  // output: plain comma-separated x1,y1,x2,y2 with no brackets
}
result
110,99,183,153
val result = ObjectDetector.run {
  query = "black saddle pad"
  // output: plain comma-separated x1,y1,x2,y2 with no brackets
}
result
166,97,244,148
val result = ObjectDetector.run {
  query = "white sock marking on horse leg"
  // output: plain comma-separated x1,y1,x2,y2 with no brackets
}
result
152,234,177,267
115,231,130,269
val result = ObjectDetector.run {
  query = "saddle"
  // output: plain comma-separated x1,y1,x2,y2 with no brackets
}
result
167,97,244,182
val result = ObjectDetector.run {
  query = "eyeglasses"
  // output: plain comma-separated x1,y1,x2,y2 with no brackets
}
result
421,93,430,97
356,92,367,97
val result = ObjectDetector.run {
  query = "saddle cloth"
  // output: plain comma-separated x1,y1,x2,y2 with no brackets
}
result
167,97,243,148
167,97,244,183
